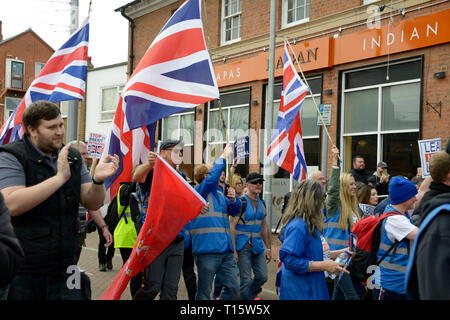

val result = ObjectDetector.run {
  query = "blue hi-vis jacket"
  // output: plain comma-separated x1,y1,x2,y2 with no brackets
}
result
323,208,350,250
377,205,414,295
235,194,266,255
188,158,242,255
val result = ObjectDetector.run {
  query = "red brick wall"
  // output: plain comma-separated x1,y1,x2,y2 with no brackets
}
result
0,31,54,122
0,31,54,90
310,0,361,20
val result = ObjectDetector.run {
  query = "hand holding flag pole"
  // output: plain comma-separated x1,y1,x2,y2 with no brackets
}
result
217,99,234,188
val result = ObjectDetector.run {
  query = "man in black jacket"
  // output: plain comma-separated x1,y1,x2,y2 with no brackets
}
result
0,193,24,299
349,155,368,184
406,140,450,299
0,100,119,300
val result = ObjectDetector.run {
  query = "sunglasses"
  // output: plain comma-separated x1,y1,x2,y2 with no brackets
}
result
249,180,263,185
168,148,183,154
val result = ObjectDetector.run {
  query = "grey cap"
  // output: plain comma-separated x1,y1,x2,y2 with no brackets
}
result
377,161,388,168
160,139,184,151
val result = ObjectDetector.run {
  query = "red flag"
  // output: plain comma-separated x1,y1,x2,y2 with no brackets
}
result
101,155,206,300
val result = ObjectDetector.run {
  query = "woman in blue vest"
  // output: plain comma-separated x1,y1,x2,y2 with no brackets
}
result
323,147,362,300
279,179,348,300
375,176,418,300
230,172,271,300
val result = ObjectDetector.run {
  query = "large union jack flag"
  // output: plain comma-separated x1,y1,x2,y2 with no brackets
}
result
0,18,89,145
267,40,309,181
101,0,219,200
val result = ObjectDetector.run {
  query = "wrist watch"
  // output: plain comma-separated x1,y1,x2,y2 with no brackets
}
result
92,177,104,185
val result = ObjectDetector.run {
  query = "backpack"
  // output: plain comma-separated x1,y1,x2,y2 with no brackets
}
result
103,182,139,233
349,211,402,282
238,196,266,224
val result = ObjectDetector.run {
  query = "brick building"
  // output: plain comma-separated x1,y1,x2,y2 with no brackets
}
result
0,26,54,124
117,0,450,229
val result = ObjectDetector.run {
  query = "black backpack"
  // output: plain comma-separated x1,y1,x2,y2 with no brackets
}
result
104,182,140,233
238,196,266,224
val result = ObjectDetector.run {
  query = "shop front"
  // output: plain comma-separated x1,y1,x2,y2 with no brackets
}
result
209,7,449,230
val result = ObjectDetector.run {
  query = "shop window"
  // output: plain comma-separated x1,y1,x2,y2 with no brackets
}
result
344,88,378,134
381,82,420,131
221,0,242,45
282,0,310,28
341,59,421,177
206,88,250,178
161,111,195,180
382,132,420,179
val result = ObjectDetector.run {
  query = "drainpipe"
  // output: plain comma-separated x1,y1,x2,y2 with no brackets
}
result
118,8,135,76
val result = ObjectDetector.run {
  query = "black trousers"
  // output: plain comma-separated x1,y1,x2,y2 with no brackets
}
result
182,246,197,300
98,227,115,264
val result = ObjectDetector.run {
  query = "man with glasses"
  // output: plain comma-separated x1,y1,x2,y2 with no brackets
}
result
132,139,202,300
230,172,271,300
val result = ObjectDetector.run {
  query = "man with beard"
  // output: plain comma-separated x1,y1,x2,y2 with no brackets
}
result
0,100,119,300
349,155,368,184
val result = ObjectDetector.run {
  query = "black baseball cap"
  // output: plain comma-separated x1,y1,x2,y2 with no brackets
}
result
246,172,264,184
160,139,184,151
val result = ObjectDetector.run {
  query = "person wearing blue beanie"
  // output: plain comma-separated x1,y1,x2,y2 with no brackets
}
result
374,176,419,300
389,176,418,205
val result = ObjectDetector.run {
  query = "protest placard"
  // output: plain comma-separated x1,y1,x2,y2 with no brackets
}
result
234,136,250,161
418,138,441,178
87,132,106,159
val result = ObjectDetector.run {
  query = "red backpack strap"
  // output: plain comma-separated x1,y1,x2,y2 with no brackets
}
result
379,210,403,220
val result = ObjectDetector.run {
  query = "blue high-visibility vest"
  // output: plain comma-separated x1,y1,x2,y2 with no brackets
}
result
323,208,350,250
377,206,414,295
189,191,241,255
235,195,265,255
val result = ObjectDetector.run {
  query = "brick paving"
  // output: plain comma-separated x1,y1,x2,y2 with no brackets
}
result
77,232,281,300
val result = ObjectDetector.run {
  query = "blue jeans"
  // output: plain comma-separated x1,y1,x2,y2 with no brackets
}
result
194,252,239,300
237,242,268,300
332,273,360,300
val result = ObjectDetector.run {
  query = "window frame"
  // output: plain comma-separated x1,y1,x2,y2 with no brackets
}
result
34,62,45,78
205,88,250,163
160,110,196,147
340,58,422,171
4,97,22,122
221,0,242,46
281,0,310,29
99,85,123,122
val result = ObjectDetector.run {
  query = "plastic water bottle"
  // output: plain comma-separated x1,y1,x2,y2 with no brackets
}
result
329,252,351,280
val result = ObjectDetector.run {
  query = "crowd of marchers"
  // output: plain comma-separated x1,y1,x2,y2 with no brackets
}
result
0,100,448,300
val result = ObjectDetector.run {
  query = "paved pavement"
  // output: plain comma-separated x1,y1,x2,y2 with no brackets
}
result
78,232,282,300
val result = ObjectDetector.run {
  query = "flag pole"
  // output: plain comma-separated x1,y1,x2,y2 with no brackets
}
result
285,39,336,149
217,99,233,188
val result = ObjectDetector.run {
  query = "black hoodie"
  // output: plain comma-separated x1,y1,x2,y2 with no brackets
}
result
407,181,450,299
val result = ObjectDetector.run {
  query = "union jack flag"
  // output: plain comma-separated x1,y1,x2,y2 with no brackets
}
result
266,40,309,181
0,18,89,145
101,0,219,200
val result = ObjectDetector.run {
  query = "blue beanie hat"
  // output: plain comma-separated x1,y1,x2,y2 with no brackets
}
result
389,176,418,205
